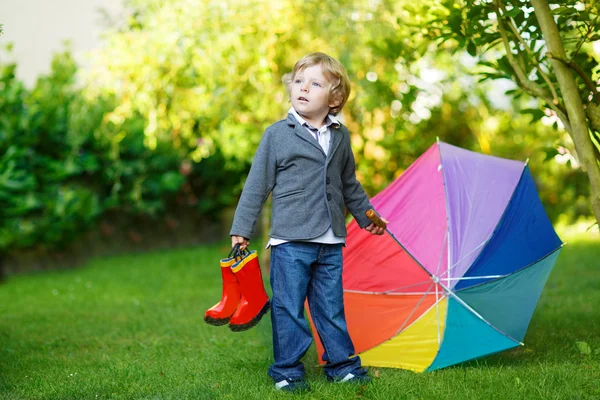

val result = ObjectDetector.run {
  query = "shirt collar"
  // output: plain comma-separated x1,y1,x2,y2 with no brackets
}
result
288,107,340,130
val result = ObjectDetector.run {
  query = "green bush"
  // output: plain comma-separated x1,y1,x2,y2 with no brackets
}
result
0,49,240,259
0,54,102,250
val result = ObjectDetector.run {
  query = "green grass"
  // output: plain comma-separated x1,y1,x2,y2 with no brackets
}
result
1,231,599,400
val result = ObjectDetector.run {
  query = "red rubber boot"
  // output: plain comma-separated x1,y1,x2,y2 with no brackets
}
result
228,251,271,332
204,257,241,326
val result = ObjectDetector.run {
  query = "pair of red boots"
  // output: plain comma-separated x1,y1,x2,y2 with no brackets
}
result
204,245,270,332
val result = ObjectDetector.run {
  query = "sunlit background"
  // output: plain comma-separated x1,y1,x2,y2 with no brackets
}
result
1,0,598,274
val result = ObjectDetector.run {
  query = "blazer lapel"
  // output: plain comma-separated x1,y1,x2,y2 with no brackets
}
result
287,114,325,156
326,125,343,163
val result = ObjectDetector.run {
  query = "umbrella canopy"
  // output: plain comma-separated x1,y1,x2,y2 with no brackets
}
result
309,140,563,372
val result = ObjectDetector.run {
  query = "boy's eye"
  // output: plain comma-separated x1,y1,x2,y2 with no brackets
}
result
312,82,322,87
294,79,302,84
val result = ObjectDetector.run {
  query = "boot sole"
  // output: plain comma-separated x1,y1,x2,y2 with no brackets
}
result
204,316,231,326
229,301,271,332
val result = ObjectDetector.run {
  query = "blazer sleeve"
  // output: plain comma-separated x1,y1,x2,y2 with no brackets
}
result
229,128,277,238
340,136,374,229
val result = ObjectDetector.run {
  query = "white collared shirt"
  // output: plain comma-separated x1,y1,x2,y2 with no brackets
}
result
266,108,346,248
288,107,339,155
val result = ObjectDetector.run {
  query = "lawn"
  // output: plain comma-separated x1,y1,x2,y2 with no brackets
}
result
1,229,599,400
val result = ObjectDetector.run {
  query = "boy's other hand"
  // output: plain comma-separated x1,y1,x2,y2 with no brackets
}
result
231,235,250,250
365,217,389,236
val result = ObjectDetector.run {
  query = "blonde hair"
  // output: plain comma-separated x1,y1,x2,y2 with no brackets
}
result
282,52,351,115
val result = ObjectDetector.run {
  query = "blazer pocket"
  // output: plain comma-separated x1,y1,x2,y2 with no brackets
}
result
273,189,304,199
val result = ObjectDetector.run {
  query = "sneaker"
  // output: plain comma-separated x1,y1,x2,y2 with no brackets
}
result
327,371,372,384
274,378,311,393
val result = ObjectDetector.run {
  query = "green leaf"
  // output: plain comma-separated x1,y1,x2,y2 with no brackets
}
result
520,108,546,120
505,7,521,18
553,6,575,16
542,147,559,162
467,41,477,57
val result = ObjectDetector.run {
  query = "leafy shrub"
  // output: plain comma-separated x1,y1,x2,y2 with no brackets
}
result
0,49,240,260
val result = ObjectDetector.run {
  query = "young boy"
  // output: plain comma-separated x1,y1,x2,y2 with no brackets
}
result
230,52,387,393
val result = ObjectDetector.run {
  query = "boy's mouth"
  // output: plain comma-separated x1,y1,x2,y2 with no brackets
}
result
298,96,309,102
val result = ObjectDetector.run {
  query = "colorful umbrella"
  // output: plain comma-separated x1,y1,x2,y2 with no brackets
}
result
309,140,563,372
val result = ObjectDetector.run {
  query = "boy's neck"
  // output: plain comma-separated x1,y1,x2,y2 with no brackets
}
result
297,111,328,129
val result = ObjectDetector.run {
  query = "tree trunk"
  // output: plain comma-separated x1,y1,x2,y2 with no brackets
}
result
531,0,600,231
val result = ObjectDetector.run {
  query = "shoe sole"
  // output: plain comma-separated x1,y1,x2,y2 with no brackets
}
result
204,316,231,326
229,301,271,332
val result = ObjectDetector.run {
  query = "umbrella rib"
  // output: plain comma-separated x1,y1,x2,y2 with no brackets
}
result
435,228,449,283
343,279,434,295
453,244,564,292
439,281,524,346
382,279,436,294
354,296,446,359
437,138,453,288
343,277,433,295
392,282,436,337
435,278,441,345
437,161,559,283
384,294,447,345
444,274,509,281
438,239,489,280
384,230,433,279
445,162,529,283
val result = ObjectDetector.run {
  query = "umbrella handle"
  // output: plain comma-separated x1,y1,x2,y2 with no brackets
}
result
366,210,387,229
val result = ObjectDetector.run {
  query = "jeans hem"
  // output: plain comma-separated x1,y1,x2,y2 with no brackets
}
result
268,370,306,383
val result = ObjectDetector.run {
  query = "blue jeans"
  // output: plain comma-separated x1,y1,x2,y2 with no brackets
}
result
267,242,363,382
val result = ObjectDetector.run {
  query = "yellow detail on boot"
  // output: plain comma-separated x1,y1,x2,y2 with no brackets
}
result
220,258,237,268
231,251,258,273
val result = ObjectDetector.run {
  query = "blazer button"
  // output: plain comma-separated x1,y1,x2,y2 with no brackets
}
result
326,177,331,184
327,193,332,201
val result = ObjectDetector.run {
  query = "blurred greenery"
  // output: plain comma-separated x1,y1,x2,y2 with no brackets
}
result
0,51,101,251
0,0,595,262
416,0,600,227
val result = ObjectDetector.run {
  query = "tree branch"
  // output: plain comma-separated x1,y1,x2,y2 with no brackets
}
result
532,0,600,228
493,0,570,129
517,81,573,132
547,52,600,103
494,4,531,84
571,11,599,59
517,51,527,75
497,0,560,104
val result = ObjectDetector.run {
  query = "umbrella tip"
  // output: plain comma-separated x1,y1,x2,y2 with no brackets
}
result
436,136,440,143
525,158,530,165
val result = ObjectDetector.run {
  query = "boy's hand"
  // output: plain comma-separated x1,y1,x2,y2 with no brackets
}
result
231,235,250,251
365,217,389,236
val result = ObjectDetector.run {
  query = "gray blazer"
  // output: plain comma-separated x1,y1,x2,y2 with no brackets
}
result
230,113,374,240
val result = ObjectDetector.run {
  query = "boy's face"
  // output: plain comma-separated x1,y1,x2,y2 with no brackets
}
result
290,64,339,124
